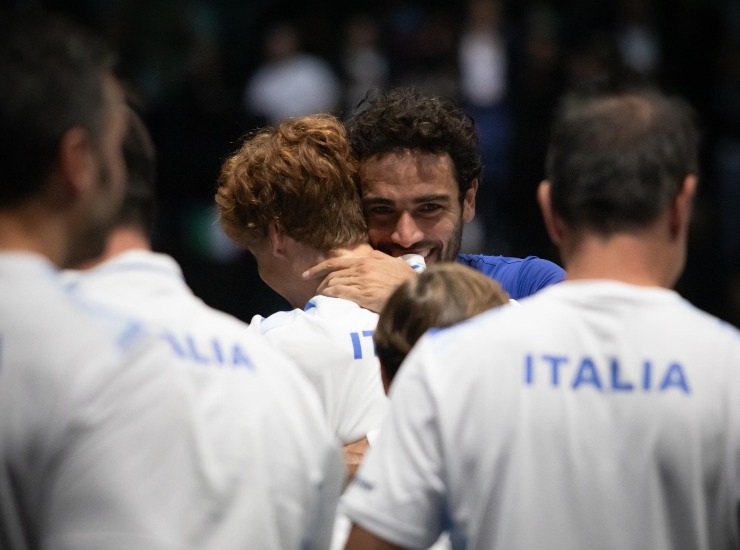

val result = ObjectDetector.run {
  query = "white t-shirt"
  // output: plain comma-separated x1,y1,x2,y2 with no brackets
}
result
248,295,385,445
65,250,344,550
342,280,740,550
0,252,213,549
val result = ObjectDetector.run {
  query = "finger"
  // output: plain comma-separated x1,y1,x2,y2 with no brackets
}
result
314,271,347,294
302,260,332,281
302,256,360,280
318,283,362,302
316,273,362,295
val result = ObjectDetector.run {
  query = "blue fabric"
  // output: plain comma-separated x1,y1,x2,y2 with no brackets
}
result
456,254,565,300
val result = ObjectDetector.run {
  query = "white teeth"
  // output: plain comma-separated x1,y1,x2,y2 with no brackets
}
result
394,249,432,259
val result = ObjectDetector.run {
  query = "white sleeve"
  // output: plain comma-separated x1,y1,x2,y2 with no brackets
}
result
304,443,345,550
340,340,446,549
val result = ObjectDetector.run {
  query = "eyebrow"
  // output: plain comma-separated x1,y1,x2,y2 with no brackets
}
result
363,194,452,205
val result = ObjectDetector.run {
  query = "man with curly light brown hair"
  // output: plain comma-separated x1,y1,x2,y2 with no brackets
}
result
217,114,410,452
217,114,368,276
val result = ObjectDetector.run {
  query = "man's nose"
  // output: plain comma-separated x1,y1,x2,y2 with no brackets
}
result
391,211,424,248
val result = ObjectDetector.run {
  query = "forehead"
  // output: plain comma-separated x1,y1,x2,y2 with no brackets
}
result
359,150,458,201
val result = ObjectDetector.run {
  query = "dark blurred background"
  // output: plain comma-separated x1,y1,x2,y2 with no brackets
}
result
9,0,740,327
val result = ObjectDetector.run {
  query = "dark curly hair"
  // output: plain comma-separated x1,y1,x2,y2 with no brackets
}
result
346,87,483,201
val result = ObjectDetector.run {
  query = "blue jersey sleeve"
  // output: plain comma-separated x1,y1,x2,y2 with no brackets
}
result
515,255,565,297
457,254,565,300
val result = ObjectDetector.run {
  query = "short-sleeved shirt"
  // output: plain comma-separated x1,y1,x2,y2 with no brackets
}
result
457,254,565,299
64,250,344,550
342,281,740,550
0,252,210,549
249,295,385,445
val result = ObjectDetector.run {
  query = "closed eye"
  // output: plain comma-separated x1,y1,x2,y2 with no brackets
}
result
417,203,443,215
365,205,394,217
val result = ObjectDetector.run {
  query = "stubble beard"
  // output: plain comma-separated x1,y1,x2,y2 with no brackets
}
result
63,153,121,268
438,215,464,263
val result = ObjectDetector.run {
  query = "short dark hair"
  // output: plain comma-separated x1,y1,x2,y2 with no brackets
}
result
346,87,483,200
119,108,157,238
374,263,509,386
0,11,116,207
545,90,700,235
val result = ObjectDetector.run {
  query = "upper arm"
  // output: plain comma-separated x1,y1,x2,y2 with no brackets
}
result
344,523,412,550
518,257,566,297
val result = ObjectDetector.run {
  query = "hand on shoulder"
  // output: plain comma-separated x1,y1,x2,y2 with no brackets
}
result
302,251,416,313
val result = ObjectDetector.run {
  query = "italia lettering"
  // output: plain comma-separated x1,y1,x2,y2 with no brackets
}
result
160,331,255,369
523,353,690,394
350,330,376,359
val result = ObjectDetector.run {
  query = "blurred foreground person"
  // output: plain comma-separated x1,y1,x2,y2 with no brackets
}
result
0,12,202,549
342,89,740,550
65,108,344,550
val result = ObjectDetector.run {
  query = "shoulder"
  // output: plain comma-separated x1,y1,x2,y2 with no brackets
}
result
457,253,562,274
255,296,377,336
456,254,565,299
0,257,167,410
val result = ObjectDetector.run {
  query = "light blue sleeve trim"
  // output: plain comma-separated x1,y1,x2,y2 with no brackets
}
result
259,309,304,334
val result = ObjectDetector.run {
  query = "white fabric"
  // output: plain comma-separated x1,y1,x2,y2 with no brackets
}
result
245,54,340,123
458,30,507,106
0,252,210,549
342,280,740,550
248,295,385,445
64,250,343,550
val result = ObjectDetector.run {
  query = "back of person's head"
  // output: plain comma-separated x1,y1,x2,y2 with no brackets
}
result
216,114,367,253
118,108,157,239
374,263,510,389
0,11,116,207
545,89,699,236
346,87,483,201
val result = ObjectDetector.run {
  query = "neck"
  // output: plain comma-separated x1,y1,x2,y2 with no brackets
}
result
561,227,682,288
283,242,375,308
0,202,68,266
75,226,151,270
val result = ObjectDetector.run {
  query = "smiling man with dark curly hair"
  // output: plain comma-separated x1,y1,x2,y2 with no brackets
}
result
303,87,565,312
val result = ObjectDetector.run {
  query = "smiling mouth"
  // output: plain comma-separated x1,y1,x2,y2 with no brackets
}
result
376,242,439,263
388,248,435,263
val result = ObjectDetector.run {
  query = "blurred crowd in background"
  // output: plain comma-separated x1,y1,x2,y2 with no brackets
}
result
15,0,740,327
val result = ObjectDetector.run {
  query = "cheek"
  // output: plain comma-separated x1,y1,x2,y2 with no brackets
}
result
367,225,387,245
424,215,458,241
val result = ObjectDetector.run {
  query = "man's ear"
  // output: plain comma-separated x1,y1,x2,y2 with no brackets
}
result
56,127,95,201
537,180,566,247
267,221,287,258
669,174,697,240
462,178,478,223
